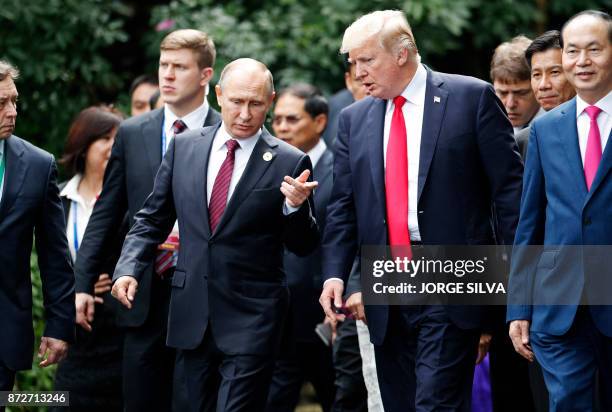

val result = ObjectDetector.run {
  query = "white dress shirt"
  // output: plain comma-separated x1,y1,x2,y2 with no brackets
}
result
576,91,612,165
163,100,210,152
307,139,327,169
206,123,261,206
383,63,427,242
61,174,97,262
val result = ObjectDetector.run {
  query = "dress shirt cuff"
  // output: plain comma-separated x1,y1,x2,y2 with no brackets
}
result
324,277,344,287
283,200,300,215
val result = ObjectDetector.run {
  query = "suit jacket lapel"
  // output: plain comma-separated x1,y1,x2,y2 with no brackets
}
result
368,99,386,212
556,99,588,197
196,124,219,238
418,69,448,201
0,136,27,217
141,109,164,176
211,129,277,237
314,148,333,184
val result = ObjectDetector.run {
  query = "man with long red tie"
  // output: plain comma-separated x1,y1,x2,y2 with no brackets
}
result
319,10,523,412
507,10,612,411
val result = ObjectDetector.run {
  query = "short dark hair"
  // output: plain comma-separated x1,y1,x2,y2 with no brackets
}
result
60,106,124,176
149,89,161,109
525,31,561,69
129,74,158,97
560,10,612,48
277,83,328,119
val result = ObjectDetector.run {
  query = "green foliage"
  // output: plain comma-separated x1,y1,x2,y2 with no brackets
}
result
8,252,55,412
0,0,129,157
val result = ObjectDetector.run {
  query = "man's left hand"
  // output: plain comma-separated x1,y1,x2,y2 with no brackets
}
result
281,169,318,208
38,337,69,367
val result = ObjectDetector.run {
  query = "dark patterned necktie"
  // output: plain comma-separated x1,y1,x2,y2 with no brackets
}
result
209,139,240,232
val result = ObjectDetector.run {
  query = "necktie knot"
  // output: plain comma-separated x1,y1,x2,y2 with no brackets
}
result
226,139,240,154
393,95,407,109
585,105,602,122
172,119,188,135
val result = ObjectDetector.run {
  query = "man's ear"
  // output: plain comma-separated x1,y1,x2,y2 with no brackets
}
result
314,114,328,135
200,67,214,86
215,84,223,107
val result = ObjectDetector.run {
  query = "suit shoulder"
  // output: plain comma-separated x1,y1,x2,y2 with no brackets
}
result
272,136,308,160
533,99,573,129
10,135,54,164
118,108,163,133
435,71,492,94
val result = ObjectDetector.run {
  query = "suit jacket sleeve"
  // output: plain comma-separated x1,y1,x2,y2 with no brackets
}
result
35,159,75,342
476,85,523,246
282,154,319,257
507,125,546,322
113,138,177,281
321,110,359,283
74,127,130,294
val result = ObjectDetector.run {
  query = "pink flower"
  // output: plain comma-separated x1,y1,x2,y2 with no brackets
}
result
156,19,175,32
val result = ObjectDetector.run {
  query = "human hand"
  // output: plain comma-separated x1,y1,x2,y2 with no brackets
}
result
281,169,318,208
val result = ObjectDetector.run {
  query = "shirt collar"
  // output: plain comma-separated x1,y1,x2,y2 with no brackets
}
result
164,99,210,132
576,90,612,119
60,174,83,202
213,122,261,154
386,63,427,114
306,138,327,168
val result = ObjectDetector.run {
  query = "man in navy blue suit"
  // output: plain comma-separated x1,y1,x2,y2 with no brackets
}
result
507,10,612,411
0,61,75,393
319,10,523,412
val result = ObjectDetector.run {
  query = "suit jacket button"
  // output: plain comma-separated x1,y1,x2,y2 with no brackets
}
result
383,219,386,225
584,217,592,226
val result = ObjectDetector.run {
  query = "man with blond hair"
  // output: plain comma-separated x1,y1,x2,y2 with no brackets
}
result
74,29,220,411
491,35,543,134
320,10,522,411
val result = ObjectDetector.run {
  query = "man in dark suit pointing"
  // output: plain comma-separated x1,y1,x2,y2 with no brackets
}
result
112,58,319,412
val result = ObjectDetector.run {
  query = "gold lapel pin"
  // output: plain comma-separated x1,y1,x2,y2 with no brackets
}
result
263,152,273,161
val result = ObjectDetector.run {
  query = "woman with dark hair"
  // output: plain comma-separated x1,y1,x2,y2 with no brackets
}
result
52,105,124,411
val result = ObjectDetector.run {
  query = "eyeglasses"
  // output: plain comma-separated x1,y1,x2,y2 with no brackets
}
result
272,115,303,126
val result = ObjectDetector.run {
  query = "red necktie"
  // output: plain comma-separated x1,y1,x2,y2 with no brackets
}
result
584,105,603,191
155,119,188,276
209,139,240,232
386,96,412,259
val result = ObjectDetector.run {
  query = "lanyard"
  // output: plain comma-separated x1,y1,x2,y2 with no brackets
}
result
72,201,79,252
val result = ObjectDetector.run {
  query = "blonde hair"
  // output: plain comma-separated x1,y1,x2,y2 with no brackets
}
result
490,35,532,83
160,29,216,69
341,10,418,56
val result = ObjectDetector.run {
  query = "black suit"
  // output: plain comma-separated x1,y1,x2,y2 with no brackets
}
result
74,107,220,411
266,147,335,412
114,125,319,411
515,125,530,160
0,136,74,389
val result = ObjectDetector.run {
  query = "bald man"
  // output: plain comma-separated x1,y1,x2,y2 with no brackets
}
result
112,58,319,412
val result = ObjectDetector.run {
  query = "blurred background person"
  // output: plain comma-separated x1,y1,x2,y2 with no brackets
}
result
266,83,335,412
129,74,159,117
149,89,164,111
53,105,125,411
491,36,542,134
516,30,576,158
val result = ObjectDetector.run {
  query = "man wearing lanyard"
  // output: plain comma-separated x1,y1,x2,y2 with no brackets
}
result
73,29,221,411
0,60,75,394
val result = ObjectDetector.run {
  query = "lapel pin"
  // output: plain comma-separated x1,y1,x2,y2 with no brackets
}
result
263,152,273,161
434,96,441,103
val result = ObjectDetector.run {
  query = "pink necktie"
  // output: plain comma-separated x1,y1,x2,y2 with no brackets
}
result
209,139,240,232
584,105,603,191
385,96,412,259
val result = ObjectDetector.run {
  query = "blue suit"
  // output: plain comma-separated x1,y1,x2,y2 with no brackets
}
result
507,98,612,411
322,68,523,411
